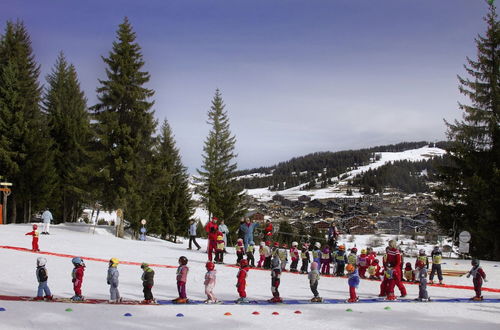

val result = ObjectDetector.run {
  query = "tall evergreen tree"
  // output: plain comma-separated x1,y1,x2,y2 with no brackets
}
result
152,119,193,240
196,89,246,241
92,17,157,232
43,52,91,222
0,20,55,223
433,2,500,260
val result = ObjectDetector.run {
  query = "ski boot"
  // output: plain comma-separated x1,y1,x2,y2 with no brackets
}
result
44,295,53,301
438,280,443,285
235,297,250,304
141,299,153,304
311,296,323,303
33,296,44,301
171,297,181,303
174,298,188,304
400,294,407,298
71,295,84,301
268,296,283,303
347,297,359,303
385,294,397,301
471,296,483,301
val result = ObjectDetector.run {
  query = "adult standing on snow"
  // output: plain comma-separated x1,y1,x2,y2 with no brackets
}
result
205,217,219,261
240,218,259,251
218,219,229,251
327,222,339,248
41,208,53,235
188,220,201,250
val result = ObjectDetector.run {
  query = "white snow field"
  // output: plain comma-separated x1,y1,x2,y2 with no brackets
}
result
1,223,499,330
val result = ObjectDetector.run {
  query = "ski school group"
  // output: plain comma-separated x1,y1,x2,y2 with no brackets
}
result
25,222,488,305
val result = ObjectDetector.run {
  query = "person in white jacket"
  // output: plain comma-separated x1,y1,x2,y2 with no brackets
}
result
41,208,53,235
218,220,229,252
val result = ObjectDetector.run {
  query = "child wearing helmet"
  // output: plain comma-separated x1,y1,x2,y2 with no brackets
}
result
347,247,358,266
269,255,283,303
235,259,250,303
33,257,52,301
308,261,322,302
257,242,266,268
204,262,219,304
107,258,121,303
368,258,382,280
312,242,321,265
300,243,311,274
414,259,430,302
415,249,429,271
289,241,300,272
173,256,189,304
246,241,256,267
346,264,360,303
215,234,225,264
71,257,85,301
335,245,347,276
141,262,155,303
278,243,288,271
404,262,414,282
320,245,331,275
236,238,245,265
357,249,368,279
429,246,443,284
467,259,487,301
25,224,40,252
263,241,272,269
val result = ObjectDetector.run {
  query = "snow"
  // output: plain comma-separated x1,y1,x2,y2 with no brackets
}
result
1,223,499,329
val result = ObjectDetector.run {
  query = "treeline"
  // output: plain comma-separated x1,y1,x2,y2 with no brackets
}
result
235,141,439,190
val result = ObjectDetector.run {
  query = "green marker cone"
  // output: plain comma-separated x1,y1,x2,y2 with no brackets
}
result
384,306,391,310
346,308,353,312
65,308,73,312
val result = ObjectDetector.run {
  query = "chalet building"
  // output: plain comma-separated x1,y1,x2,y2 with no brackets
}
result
308,199,325,209
245,210,265,222
272,194,285,202
298,195,312,202
313,220,330,231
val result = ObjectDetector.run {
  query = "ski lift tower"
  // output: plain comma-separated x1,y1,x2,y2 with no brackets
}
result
0,177,13,225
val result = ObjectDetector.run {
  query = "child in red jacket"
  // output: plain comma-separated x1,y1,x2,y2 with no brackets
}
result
236,259,250,303
236,238,245,265
25,224,40,252
173,256,189,304
467,259,487,301
368,258,382,280
71,257,85,301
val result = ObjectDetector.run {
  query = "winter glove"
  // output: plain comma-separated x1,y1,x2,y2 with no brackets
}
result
107,280,110,285
466,274,470,278
484,279,488,282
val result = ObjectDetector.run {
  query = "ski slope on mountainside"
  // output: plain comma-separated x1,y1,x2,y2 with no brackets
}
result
0,223,499,330
244,146,446,202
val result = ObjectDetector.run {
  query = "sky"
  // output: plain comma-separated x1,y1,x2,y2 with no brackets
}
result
0,0,490,172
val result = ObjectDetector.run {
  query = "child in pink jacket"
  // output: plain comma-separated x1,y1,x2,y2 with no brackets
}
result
204,262,219,303
173,256,189,304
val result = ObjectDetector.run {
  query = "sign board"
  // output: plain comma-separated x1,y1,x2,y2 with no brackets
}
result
459,241,470,254
459,231,471,243
141,219,147,225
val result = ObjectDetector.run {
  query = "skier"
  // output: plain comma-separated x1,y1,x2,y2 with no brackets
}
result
71,257,85,301
140,262,155,304
204,261,219,304
215,234,225,264
312,242,321,265
41,208,53,235
289,241,300,272
429,246,444,284
320,245,331,275
264,241,272,269
235,238,245,265
246,241,256,267
335,245,347,276
309,261,322,302
404,262,414,282
187,220,201,250
25,224,40,252
257,241,267,268
415,249,430,271
235,259,250,303
278,243,288,271
107,258,121,303
346,264,360,303
173,256,189,304
204,217,219,262
382,262,396,300
269,255,283,303
466,259,487,301
33,257,52,301
357,249,369,278
300,243,311,274
347,247,358,267
368,258,382,280
415,260,430,301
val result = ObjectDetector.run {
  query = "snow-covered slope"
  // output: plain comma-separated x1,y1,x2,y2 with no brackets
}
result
0,223,499,330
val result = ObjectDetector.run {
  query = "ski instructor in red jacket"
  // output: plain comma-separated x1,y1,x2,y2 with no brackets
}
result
205,217,219,262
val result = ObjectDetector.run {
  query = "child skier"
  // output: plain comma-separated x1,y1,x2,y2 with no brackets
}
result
215,234,225,264
278,243,288,271
269,255,283,303
236,259,250,303
346,264,360,303
347,247,358,267
174,256,189,304
236,238,245,265
141,262,155,304
246,241,256,267
25,224,40,252
357,249,369,279
257,241,266,268
312,242,321,265
107,258,121,303
467,259,487,301
382,262,397,300
71,257,85,301
320,245,331,275
204,261,219,304
368,258,382,280
429,246,443,284
415,260,430,301
335,245,347,276
34,257,52,301
309,261,322,302
404,262,414,282
300,243,310,274
264,241,272,269
289,241,300,272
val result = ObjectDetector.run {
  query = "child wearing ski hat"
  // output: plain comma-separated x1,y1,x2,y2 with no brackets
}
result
335,245,347,276
308,261,322,302
300,243,310,274
357,249,369,278
368,258,382,280
25,224,40,252
141,262,155,303
320,245,331,275
107,258,121,303
415,260,430,301
174,256,189,304
34,257,52,301
236,238,245,265
204,262,218,303
236,259,250,303
215,234,225,264
289,242,300,272
246,241,256,267
346,264,360,303
467,259,487,301
71,257,85,301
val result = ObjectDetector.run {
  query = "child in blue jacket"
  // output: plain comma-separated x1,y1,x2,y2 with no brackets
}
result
346,264,360,303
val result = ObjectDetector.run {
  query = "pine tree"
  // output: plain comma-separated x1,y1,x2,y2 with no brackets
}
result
43,52,91,222
92,17,157,233
433,2,500,260
0,20,56,223
196,89,246,240
152,119,193,240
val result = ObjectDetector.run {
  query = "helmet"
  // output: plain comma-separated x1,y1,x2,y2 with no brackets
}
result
249,241,255,245
361,249,367,254
206,261,215,271
37,257,47,267
33,224,38,229
217,235,223,240
471,259,480,266
179,256,188,265
237,238,243,242
314,242,321,248
282,243,288,249
292,241,298,247
373,258,379,264
260,241,266,247
240,259,248,267
351,247,358,253
419,249,425,256
338,245,345,251
346,264,355,273
109,258,119,267
416,260,424,269
141,262,149,269
302,243,309,249
388,240,397,249
265,241,271,246
72,257,84,266
405,262,411,268
273,242,280,247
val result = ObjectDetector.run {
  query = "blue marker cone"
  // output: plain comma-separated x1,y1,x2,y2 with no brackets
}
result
0,307,6,312
124,313,132,317
176,313,184,317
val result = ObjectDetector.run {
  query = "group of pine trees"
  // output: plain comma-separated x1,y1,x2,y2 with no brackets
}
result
0,18,244,239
